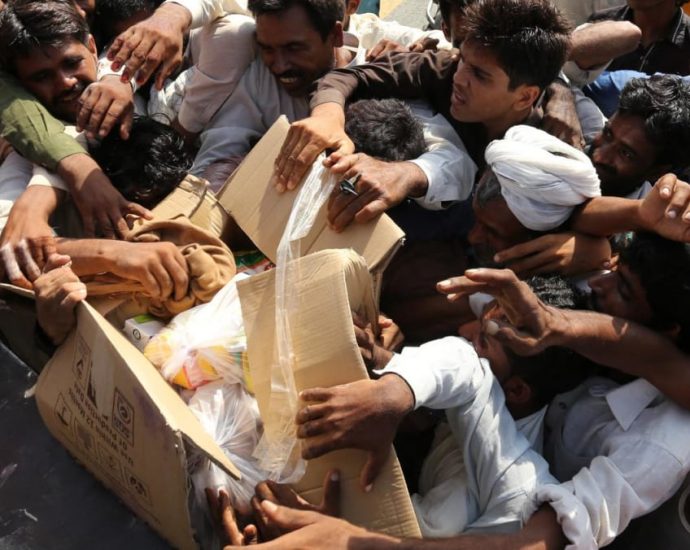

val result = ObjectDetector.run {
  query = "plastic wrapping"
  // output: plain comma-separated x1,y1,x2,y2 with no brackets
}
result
144,273,252,391
187,382,265,515
252,157,339,483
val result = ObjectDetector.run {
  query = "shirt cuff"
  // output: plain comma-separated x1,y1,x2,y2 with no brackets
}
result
32,134,86,171
309,89,348,110
532,483,598,550
375,351,434,409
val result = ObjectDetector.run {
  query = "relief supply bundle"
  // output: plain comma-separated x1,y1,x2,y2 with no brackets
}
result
144,273,252,391
187,381,266,514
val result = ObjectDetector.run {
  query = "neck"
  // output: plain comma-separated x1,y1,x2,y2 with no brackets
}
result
483,106,533,141
633,3,679,46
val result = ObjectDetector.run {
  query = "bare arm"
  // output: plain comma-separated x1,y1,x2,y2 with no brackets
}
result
439,268,690,411
228,503,565,550
570,21,641,70
572,173,690,241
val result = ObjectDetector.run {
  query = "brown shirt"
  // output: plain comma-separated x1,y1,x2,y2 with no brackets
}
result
310,50,489,167
589,5,690,76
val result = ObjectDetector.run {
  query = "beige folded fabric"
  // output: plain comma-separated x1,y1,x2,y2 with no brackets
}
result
85,216,236,317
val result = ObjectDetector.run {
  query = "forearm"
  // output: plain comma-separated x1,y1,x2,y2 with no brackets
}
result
0,72,86,170
570,21,641,70
571,197,643,236
56,239,123,276
10,185,60,223
311,50,452,111
553,308,690,409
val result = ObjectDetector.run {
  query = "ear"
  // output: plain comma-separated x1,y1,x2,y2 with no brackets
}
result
331,21,344,48
346,0,361,15
503,376,534,407
87,34,97,56
512,84,542,112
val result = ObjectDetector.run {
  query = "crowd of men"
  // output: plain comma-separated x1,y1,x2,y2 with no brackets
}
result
2,0,690,548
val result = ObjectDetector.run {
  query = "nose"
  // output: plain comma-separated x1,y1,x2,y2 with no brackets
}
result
592,140,613,166
271,51,290,75
588,270,615,294
57,70,78,92
453,60,469,88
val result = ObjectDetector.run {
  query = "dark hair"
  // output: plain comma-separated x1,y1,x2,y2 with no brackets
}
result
345,99,427,162
618,75,690,169
619,232,690,352
475,168,503,207
90,117,193,209
507,274,590,408
460,0,571,91
438,0,477,29
0,0,89,71
247,0,343,40
94,0,162,46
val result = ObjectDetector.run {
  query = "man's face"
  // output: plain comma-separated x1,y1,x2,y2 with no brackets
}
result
588,262,654,324
15,38,97,122
450,40,526,125
589,112,662,197
255,4,340,97
468,182,534,266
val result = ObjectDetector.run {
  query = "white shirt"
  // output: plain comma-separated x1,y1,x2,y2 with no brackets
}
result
535,377,690,549
191,46,367,175
377,336,557,535
347,12,450,52
166,0,248,29
192,47,474,206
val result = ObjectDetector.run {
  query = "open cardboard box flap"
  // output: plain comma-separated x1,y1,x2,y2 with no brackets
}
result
217,116,405,272
27,291,239,549
237,249,420,538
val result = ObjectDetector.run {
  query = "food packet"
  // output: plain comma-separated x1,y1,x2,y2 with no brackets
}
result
144,273,253,391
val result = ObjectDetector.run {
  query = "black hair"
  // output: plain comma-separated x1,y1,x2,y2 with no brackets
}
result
94,0,162,46
438,0,478,29
460,0,571,91
90,117,193,209
344,99,427,162
0,0,89,71
619,232,690,352
507,275,591,408
618,75,690,169
247,0,344,40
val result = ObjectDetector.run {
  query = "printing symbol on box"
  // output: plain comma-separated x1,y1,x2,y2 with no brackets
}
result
112,389,134,446
73,335,92,390
124,466,151,507
75,421,94,453
98,444,123,483
54,394,73,430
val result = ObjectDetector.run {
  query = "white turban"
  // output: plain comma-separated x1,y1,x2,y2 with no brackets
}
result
484,125,601,232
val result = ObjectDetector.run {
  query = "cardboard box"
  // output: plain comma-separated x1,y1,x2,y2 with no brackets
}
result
30,118,417,548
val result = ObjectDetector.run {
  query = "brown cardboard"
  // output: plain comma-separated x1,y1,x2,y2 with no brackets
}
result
34,298,241,550
29,117,416,548
217,116,405,273
238,249,420,538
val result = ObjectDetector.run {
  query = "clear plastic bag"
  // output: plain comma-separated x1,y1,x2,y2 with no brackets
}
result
188,381,266,514
144,273,252,391
252,156,338,483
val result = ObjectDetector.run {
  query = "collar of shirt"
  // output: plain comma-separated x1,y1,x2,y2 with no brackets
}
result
604,377,662,431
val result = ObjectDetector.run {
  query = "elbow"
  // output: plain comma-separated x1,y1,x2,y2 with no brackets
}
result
619,22,643,54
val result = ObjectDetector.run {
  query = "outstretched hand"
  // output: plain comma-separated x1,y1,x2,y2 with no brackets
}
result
437,268,569,356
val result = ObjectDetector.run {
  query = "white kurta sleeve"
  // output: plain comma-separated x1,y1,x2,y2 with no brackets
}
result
165,0,248,29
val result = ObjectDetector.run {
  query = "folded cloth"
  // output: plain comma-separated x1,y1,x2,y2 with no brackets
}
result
85,216,236,317
484,125,601,231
